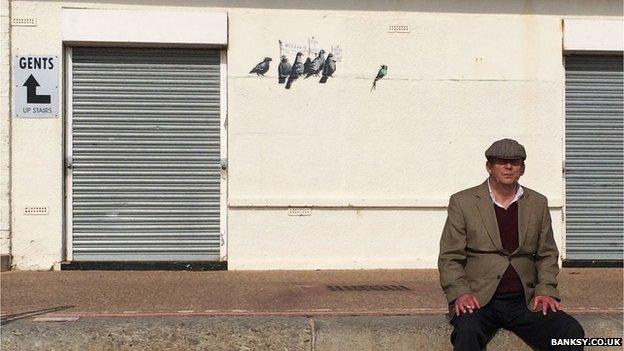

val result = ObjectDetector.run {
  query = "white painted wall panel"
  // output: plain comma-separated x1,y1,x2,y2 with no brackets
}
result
229,79,564,203
564,19,624,52
228,208,564,270
62,9,227,46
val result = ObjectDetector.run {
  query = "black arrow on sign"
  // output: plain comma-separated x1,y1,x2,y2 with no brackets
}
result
23,75,51,104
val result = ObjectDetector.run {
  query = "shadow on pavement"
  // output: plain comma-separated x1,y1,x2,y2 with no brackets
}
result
1,306,74,325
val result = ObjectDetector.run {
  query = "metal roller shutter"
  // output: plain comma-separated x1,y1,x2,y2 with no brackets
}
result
565,54,623,261
69,47,222,261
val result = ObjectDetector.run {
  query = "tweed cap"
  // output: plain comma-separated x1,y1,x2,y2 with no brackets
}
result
485,138,526,160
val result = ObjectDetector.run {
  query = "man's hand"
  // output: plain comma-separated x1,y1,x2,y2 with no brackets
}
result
454,294,481,315
532,295,561,315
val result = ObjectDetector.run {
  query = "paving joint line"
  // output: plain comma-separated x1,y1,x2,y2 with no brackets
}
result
308,318,316,351
8,307,622,319
598,314,624,325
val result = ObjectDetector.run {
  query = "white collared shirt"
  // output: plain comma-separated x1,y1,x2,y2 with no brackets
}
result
487,179,524,210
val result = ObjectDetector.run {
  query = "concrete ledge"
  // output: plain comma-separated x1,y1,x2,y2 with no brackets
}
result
0,255,10,272
1,315,622,351
563,259,623,268
60,261,227,271
313,315,623,351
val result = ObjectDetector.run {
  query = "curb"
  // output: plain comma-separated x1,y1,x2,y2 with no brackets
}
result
22,307,624,319
2,314,622,351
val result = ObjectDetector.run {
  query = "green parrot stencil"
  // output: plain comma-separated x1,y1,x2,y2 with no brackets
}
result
371,65,387,91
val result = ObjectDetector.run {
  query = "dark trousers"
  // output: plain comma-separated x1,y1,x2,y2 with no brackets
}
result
450,292,585,351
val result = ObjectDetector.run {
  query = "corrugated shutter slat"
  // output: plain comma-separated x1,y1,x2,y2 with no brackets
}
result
565,54,623,261
71,47,221,261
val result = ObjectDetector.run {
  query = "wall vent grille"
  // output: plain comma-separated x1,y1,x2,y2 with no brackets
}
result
12,18,37,26
24,205,49,215
388,25,410,33
288,208,312,216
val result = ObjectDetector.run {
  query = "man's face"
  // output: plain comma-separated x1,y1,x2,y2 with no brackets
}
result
486,158,525,186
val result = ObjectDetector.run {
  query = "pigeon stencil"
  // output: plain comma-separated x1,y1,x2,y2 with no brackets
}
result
249,57,272,76
371,65,387,91
304,49,326,78
278,55,291,84
303,57,312,76
319,53,336,84
285,52,305,89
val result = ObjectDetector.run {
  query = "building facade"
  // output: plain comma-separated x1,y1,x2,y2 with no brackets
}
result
1,1,622,270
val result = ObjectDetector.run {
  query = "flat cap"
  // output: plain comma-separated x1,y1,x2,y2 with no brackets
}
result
485,138,526,160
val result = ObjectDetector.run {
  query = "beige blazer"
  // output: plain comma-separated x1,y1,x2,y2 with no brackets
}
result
438,181,560,317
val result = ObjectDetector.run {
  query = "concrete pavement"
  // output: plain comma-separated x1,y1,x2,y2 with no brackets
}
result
1,268,622,350
2,315,623,351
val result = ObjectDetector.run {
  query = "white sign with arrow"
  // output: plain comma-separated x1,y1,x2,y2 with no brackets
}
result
13,55,59,118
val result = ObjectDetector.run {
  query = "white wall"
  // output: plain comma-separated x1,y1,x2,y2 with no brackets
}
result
0,0,10,257
5,0,622,269
226,11,568,269
228,13,565,204
229,208,564,269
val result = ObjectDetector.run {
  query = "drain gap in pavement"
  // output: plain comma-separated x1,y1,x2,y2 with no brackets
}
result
326,284,411,291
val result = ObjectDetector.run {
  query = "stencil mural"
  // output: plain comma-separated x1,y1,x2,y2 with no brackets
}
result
285,52,304,89
249,57,272,76
248,37,387,91
280,37,341,89
371,65,387,91
304,49,325,78
319,53,336,84
278,56,291,84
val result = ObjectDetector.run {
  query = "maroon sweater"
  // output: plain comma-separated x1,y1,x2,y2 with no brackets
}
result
493,202,524,295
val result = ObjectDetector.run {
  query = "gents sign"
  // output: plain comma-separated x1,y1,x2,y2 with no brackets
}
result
13,55,59,118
